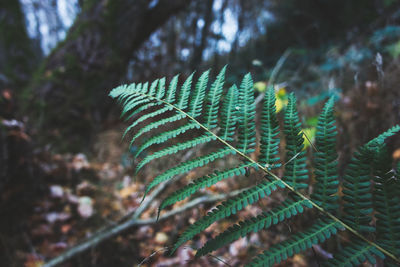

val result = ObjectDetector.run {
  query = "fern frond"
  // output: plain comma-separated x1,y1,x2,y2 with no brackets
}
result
311,97,339,212
133,122,199,158
123,75,179,124
283,93,308,190
219,85,239,141
176,72,195,109
196,197,312,257
159,163,253,212
203,66,227,129
136,133,215,171
248,219,343,267
129,113,186,146
145,148,235,195
172,180,285,254
366,125,400,151
189,70,209,117
342,146,374,233
237,73,256,154
373,147,400,264
120,83,151,117
342,125,400,234
123,79,167,120
259,87,281,169
323,240,385,267
111,67,400,265
127,73,194,145
122,105,174,138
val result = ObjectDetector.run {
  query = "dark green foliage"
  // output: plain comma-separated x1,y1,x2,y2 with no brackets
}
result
237,73,256,154
171,180,285,254
323,240,385,266
248,219,343,267
258,87,281,169
196,197,312,257
373,148,400,266
110,67,400,266
311,97,339,212
282,93,308,190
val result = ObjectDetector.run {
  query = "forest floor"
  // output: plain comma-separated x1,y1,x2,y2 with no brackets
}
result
14,124,326,267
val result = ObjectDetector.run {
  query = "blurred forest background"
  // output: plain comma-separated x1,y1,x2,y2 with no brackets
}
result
1,0,400,266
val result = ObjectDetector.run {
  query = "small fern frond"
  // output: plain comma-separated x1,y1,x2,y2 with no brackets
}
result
219,85,239,141
366,125,400,151
283,93,308,190
342,125,400,234
342,146,375,233
203,66,227,129
176,72,195,109
373,147,400,264
237,73,256,154
145,148,234,195
311,97,339,212
133,122,198,158
123,105,172,134
196,197,312,257
172,180,285,254
189,70,210,117
123,79,165,120
120,83,150,116
248,219,343,267
136,133,215,171
259,87,281,169
159,163,253,212
323,240,385,266
165,74,179,103
129,113,187,146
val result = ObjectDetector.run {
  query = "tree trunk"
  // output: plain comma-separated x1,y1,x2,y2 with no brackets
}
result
27,0,190,151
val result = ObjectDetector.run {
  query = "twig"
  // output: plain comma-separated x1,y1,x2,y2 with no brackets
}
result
137,247,169,266
43,186,245,267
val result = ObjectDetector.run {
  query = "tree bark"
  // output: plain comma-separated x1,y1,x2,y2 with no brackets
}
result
28,0,191,151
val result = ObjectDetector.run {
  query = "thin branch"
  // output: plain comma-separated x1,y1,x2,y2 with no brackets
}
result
43,185,245,267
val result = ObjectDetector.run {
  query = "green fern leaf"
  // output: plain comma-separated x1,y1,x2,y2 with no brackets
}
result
203,66,227,129
128,74,194,145
311,97,339,212
144,148,235,195
342,146,375,233
189,70,209,117
176,72,195,109
136,133,215,171
323,240,385,267
342,125,400,234
259,86,281,169
159,163,254,212
196,197,312,257
172,179,285,254
283,93,308,190
122,105,173,139
248,219,343,267
373,147,400,264
129,113,187,146
133,122,199,158
136,83,239,170
237,73,256,154
219,85,239,141
123,79,166,120
366,125,400,151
